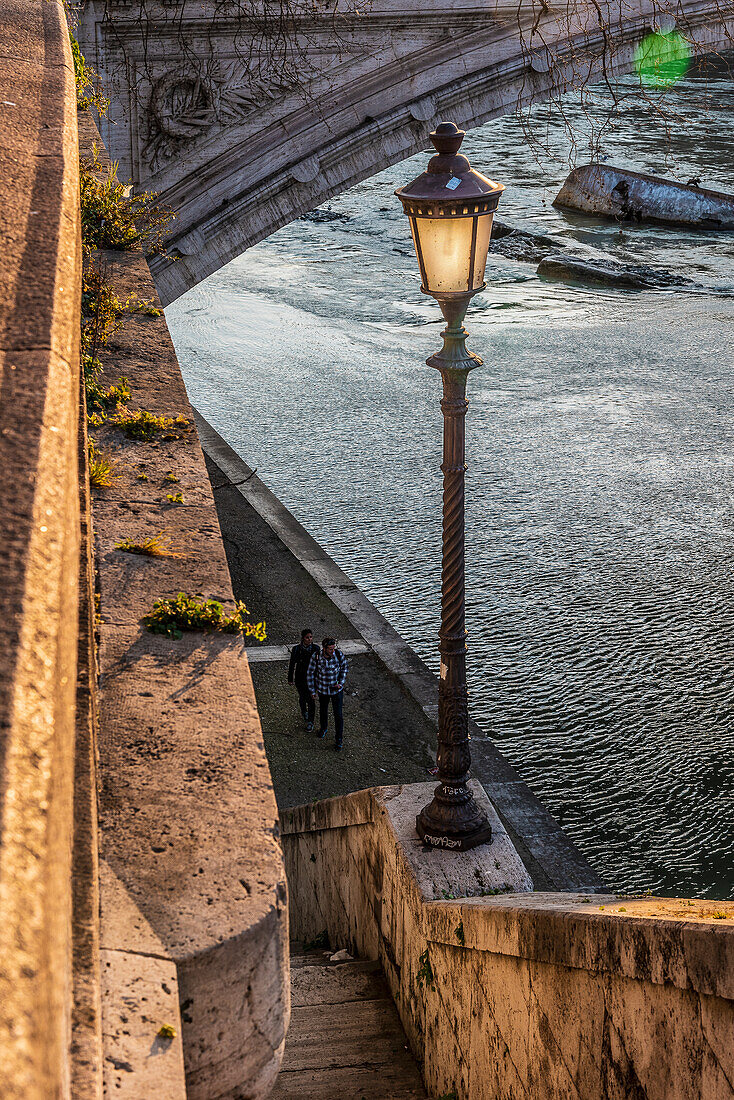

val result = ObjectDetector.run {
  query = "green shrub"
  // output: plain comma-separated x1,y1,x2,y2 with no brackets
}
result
80,149,174,254
416,948,434,990
80,258,125,373
82,260,124,324
86,375,130,416
113,408,191,442
143,593,267,641
69,30,109,115
129,297,163,317
80,258,131,421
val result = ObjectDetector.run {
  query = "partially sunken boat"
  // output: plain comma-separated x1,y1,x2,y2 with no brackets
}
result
554,164,734,229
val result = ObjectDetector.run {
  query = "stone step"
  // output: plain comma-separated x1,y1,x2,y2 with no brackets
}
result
291,961,389,1007
284,1000,413,1070
273,949,428,1098
272,1062,428,1099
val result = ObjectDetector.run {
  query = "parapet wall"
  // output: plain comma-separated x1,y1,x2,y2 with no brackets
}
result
0,1,290,1091
0,2,82,1096
282,785,734,1100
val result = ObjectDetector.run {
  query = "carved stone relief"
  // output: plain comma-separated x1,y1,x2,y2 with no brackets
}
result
143,60,302,167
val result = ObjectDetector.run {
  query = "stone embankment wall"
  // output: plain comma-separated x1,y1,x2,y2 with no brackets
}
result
282,787,734,1100
0,2,83,1096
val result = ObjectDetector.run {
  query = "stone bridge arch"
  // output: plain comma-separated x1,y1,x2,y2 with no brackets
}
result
78,0,734,305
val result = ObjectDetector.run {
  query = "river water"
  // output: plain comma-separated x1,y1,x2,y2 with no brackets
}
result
166,66,734,899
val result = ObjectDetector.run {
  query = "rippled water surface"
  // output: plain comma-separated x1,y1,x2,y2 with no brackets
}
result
166,69,734,898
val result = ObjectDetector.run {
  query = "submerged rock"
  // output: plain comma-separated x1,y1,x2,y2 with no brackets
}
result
490,218,563,262
537,253,693,289
300,207,350,223
491,218,522,240
554,164,734,229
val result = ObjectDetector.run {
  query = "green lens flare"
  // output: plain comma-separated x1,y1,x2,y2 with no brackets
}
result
634,30,691,87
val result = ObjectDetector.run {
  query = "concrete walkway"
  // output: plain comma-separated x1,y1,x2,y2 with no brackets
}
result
197,411,604,893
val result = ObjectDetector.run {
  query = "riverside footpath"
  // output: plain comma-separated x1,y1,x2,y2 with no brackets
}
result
196,412,603,894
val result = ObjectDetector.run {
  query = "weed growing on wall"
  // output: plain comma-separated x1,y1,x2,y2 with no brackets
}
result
143,592,267,641
69,27,109,115
88,441,118,488
80,148,174,254
113,408,192,442
115,534,182,558
416,949,434,990
85,375,131,416
81,257,124,367
82,258,124,329
129,297,163,317
80,257,132,420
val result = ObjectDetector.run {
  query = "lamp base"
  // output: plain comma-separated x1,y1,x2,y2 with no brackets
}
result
416,791,493,852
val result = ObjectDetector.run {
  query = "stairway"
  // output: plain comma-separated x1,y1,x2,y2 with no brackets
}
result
271,946,429,1099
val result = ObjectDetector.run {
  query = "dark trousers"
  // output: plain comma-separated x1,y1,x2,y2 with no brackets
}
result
319,691,344,744
296,681,315,723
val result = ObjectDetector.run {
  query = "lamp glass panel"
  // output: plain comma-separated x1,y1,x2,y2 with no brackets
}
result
412,215,474,293
471,212,494,290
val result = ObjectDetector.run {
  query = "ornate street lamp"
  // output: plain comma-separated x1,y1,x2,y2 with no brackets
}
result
396,122,503,851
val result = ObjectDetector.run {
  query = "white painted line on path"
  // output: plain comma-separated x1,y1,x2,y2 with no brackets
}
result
245,639,370,663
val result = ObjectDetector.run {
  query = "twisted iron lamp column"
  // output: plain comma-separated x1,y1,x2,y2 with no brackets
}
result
416,296,492,851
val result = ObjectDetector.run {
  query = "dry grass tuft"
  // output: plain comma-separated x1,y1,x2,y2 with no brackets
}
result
114,533,182,558
88,441,118,489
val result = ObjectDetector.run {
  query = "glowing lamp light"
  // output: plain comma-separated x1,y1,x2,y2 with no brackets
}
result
395,122,504,300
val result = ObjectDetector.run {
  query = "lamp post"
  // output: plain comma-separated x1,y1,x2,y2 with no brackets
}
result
396,122,503,851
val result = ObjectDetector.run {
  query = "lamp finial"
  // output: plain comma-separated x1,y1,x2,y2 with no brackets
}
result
430,122,465,156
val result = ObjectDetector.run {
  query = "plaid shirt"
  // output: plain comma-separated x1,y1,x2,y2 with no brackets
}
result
307,649,348,695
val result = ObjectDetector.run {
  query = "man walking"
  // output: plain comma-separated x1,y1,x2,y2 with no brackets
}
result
307,637,349,750
288,628,320,731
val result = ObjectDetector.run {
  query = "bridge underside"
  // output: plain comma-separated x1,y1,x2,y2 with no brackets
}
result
78,0,734,304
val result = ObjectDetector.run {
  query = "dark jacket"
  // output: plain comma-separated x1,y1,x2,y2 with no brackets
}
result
288,642,320,685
